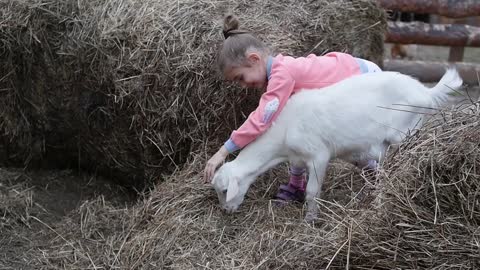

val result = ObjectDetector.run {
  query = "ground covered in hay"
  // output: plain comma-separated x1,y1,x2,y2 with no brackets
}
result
2,103,479,269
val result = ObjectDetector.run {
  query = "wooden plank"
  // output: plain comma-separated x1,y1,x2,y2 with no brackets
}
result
386,21,480,47
378,0,480,19
383,59,480,84
447,18,467,63
448,46,465,62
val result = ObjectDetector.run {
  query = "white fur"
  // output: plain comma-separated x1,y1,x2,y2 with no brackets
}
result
211,69,463,220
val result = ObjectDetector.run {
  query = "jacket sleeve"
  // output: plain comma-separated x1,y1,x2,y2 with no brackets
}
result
224,67,296,153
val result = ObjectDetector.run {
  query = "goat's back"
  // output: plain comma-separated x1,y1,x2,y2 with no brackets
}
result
273,71,437,157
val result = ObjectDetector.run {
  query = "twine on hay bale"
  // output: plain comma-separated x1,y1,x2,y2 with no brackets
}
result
0,0,386,187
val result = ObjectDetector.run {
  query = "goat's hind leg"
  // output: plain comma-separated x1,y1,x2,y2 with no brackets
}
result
304,153,330,222
356,143,388,202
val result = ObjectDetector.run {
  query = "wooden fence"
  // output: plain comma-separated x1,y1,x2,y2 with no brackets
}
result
378,0,480,84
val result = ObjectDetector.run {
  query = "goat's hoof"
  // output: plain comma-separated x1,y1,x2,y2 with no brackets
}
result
304,212,317,223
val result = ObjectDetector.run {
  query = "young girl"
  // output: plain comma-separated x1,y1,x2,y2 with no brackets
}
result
204,15,381,203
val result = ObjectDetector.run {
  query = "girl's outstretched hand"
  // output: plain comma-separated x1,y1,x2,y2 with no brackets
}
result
204,146,229,183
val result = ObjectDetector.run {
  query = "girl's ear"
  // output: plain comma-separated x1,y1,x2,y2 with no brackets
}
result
246,52,261,64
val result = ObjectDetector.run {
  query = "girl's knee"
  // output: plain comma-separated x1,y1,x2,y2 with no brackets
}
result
289,166,306,176
366,60,382,73
356,58,382,73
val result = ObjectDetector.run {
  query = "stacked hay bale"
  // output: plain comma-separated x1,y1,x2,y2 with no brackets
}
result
0,0,386,186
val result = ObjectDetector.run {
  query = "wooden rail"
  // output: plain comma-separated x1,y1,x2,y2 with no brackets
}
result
385,21,480,47
378,0,480,19
380,0,480,77
384,59,480,84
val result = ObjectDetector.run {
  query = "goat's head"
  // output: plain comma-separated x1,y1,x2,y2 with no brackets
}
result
211,162,252,213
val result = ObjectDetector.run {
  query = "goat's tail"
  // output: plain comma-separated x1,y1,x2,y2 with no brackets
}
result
428,68,463,108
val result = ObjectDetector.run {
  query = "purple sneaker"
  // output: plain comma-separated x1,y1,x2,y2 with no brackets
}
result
274,183,306,203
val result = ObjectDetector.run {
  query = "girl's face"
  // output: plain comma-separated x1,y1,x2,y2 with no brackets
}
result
224,53,267,90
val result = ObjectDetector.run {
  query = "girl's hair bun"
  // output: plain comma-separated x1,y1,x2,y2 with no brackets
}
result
223,14,240,39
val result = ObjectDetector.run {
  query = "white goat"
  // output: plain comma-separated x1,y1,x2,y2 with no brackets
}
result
211,69,463,221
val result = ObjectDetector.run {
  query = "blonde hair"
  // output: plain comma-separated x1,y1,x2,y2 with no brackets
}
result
217,15,269,74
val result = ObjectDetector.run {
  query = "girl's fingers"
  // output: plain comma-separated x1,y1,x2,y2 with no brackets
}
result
206,165,214,183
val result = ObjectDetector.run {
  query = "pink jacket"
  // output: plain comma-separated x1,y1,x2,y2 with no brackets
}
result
225,52,367,153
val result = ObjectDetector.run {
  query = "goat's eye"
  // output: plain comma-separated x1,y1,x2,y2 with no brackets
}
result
222,189,227,194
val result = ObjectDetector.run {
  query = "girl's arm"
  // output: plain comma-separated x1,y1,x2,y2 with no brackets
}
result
203,65,294,182
224,68,295,153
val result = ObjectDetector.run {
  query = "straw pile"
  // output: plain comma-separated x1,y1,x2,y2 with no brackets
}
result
0,0,386,186
2,158,371,269
0,169,33,230
364,104,480,268
2,102,477,269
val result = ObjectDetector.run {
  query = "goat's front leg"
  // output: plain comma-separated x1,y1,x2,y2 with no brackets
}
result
305,154,329,222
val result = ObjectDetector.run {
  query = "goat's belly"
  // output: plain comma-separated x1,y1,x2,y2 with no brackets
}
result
334,143,370,158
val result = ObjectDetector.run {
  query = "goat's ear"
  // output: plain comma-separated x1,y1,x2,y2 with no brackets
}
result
210,176,215,185
226,178,239,202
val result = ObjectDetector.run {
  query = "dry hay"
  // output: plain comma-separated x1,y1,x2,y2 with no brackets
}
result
0,169,34,230
1,102,477,269
0,168,133,269
0,0,386,186
0,170,36,269
365,103,480,268
8,159,372,269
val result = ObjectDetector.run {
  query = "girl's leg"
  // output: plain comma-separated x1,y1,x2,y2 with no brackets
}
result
364,59,382,73
356,58,382,74
275,165,307,203
288,166,306,190
354,58,382,173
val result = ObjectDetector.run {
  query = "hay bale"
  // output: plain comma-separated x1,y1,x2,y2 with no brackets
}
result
335,104,480,268
373,105,479,268
0,0,386,186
